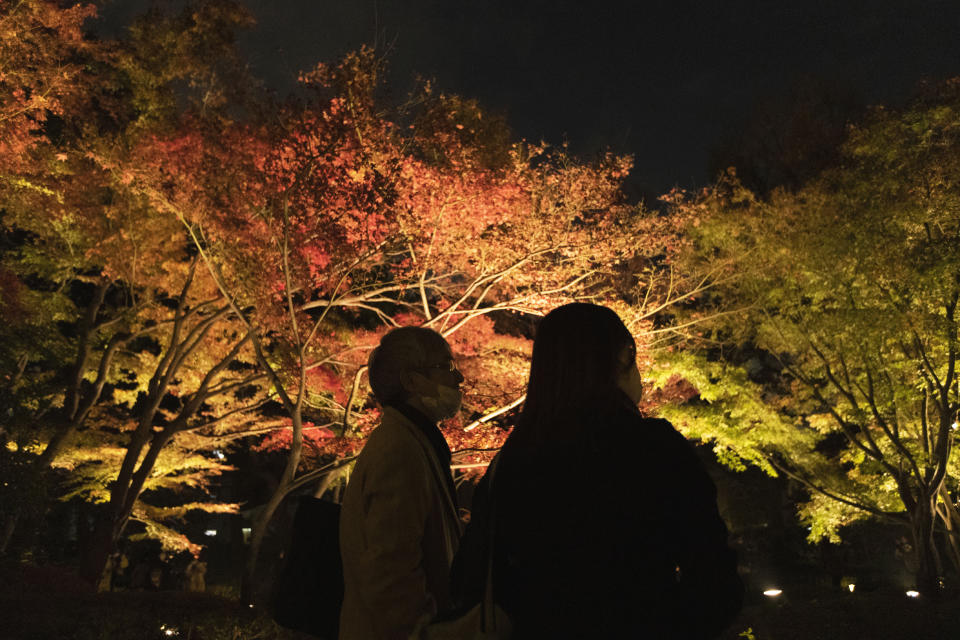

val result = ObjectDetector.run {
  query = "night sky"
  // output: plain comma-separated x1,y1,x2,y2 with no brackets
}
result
100,0,960,197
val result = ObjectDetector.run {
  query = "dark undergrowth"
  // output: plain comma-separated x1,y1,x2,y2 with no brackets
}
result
719,590,960,640
0,563,309,640
2,564,959,639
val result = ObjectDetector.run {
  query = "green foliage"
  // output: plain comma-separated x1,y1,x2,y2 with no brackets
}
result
120,0,256,127
649,350,808,477
669,81,960,562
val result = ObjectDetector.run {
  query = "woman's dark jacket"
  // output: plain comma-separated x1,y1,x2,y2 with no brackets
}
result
449,400,743,638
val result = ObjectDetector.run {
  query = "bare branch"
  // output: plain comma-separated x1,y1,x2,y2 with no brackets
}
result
451,462,493,471
343,366,367,435
173,332,254,427
187,398,282,434
766,455,907,523
204,372,269,399
286,455,358,494
214,420,335,440
463,395,525,432
65,280,110,420
451,446,503,457
912,331,944,394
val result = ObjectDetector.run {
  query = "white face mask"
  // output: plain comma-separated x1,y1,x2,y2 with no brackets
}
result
421,383,463,420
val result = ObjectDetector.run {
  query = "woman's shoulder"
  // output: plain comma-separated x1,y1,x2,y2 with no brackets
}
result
603,408,685,444
601,411,706,471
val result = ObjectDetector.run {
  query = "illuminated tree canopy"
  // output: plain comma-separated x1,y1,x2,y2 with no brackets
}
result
663,82,960,593
9,0,957,600
0,0,703,590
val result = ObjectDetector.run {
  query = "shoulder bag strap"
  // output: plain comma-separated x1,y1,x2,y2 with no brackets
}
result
482,453,501,632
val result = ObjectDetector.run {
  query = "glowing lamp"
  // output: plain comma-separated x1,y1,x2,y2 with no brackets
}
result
906,590,920,598
762,588,783,597
847,583,855,593
204,529,217,537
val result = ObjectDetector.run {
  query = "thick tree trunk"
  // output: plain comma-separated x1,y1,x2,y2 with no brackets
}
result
936,487,960,575
81,517,118,585
80,429,174,585
0,508,20,555
241,403,304,604
911,498,942,596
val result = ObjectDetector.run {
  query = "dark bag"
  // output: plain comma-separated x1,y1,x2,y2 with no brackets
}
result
272,496,344,639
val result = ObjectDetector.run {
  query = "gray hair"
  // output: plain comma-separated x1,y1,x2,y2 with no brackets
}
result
367,326,450,405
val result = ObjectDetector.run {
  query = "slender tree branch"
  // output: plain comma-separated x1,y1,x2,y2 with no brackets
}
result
343,366,367,435
65,280,110,420
463,395,525,432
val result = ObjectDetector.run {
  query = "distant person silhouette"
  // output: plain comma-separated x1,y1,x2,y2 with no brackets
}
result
339,327,465,640
185,552,206,593
451,303,743,638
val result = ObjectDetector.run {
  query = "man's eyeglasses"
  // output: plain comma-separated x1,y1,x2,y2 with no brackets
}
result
420,360,459,374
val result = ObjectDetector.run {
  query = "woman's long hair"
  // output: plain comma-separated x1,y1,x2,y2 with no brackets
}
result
510,303,635,448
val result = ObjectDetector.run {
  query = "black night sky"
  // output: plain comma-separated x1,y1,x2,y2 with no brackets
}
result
100,0,960,197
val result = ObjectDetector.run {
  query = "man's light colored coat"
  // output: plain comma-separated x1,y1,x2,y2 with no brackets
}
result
339,406,462,640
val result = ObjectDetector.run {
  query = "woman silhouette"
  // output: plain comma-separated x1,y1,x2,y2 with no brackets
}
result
451,303,743,638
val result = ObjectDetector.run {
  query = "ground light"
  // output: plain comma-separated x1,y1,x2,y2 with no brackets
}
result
762,588,783,597
847,584,855,593
159,624,179,637
906,590,920,598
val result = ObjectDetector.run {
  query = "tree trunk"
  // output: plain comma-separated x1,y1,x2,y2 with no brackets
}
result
936,487,960,575
81,517,118,586
0,508,20,555
80,429,174,585
911,497,942,596
241,478,295,604
241,404,304,604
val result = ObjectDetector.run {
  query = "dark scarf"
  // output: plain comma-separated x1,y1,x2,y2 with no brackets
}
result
392,402,458,508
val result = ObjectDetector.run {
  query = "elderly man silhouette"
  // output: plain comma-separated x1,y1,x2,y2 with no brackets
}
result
339,327,465,640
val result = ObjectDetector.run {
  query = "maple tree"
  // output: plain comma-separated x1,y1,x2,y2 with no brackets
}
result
71,1,274,584
0,0,96,177
2,2,717,598
0,0,113,552
663,83,960,593
120,43,717,599
0,1,274,584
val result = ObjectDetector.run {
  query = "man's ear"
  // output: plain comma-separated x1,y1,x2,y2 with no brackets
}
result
399,369,428,395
